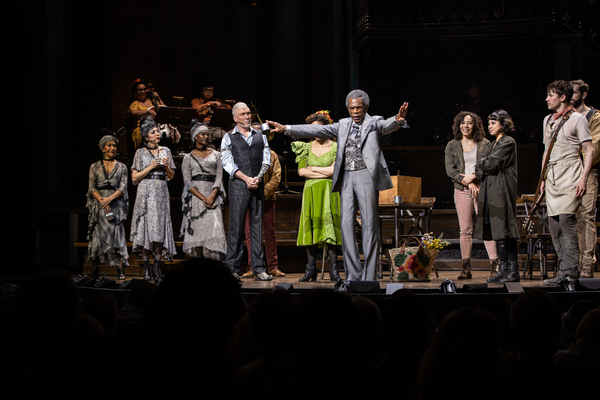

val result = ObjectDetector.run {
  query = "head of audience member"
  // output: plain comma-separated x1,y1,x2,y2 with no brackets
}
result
345,89,370,124
575,307,600,349
560,299,599,347
416,307,503,400
546,80,574,111
81,293,119,337
570,79,589,109
510,289,562,363
452,111,486,141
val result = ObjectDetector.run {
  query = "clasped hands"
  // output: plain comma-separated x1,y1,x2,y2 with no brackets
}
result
245,175,260,190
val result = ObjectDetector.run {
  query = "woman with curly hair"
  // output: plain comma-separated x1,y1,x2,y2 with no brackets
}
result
291,111,342,281
445,111,498,279
475,110,520,283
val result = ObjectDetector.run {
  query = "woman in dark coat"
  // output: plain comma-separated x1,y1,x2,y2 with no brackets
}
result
474,110,520,283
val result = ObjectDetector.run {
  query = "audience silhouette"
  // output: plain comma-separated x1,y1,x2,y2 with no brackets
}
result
1,265,598,399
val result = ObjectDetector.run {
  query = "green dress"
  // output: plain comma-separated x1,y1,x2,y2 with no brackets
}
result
291,141,342,247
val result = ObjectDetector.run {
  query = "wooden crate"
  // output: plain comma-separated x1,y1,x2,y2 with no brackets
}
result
380,175,422,204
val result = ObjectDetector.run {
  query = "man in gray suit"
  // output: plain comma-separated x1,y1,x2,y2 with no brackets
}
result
268,90,409,281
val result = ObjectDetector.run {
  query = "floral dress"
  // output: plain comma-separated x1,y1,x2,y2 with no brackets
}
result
130,146,177,259
86,160,129,266
291,141,342,247
180,150,227,260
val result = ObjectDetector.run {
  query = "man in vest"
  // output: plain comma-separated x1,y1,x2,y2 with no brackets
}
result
221,102,273,281
571,79,600,278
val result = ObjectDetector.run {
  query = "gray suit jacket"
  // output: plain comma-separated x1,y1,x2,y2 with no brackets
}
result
289,113,406,192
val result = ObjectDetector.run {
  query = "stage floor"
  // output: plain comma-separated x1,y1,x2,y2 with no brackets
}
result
236,269,555,291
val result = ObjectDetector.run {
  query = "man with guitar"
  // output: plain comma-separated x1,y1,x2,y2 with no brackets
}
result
571,79,600,278
540,80,593,285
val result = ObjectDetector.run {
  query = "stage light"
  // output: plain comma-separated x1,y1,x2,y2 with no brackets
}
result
440,278,457,293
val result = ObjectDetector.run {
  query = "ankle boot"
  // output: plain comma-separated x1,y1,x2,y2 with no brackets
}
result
489,259,499,277
90,266,100,279
143,260,151,281
117,266,126,280
487,261,508,283
329,262,341,281
457,259,472,279
500,261,520,282
153,259,164,280
299,263,317,282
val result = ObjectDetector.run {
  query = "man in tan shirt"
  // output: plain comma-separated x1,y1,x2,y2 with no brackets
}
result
572,79,600,278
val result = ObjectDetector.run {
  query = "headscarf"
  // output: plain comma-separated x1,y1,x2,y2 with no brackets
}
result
98,135,118,151
189,119,209,142
139,116,158,145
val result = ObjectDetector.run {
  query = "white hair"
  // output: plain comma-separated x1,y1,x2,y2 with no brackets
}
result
345,89,370,107
232,102,249,116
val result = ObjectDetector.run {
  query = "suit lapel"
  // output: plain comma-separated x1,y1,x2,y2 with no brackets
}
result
360,114,372,147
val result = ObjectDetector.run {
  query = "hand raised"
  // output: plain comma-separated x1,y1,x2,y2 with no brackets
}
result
266,120,286,133
396,102,409,122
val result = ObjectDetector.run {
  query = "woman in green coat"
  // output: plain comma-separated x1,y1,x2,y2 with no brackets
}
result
474,110,520,283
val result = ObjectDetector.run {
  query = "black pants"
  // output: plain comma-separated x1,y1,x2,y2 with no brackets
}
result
225,180,265,274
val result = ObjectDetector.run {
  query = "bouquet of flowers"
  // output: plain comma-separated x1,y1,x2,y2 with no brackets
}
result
420,232,450,250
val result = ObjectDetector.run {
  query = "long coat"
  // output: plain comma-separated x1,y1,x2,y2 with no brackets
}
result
474,134,519,240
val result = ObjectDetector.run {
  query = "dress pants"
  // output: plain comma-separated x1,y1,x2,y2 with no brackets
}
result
549,213,580,278
340,169,380,281
245,199,279,271
225,180,265,274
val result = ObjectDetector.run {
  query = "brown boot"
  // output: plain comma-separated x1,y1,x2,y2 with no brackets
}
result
580,266,594,278
489,259,499,277
457,258,472,279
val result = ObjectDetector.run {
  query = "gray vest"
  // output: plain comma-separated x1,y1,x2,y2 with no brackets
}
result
227,130,264,177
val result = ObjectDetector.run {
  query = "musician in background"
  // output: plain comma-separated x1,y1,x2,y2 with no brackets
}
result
191,84,231,124
571,79,600,278
128,79,166,149
541,80,593,285
192,84,232,147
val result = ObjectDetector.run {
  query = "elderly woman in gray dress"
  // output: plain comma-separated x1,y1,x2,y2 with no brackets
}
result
86,135,129,279
180,120,226,260
131,116,177,281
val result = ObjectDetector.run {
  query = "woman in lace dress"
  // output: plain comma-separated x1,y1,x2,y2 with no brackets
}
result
130,116,176,280
292,111,342,282
180,121,226,260
86,135,129,279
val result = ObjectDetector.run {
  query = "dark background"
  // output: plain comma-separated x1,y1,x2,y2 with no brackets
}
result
10,0,599,269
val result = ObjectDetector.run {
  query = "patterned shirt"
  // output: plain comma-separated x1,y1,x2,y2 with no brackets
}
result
344,123,367,171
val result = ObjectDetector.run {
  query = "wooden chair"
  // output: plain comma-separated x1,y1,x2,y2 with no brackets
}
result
519,195,557,280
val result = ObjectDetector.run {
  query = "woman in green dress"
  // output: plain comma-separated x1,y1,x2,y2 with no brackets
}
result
292,111,342,281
